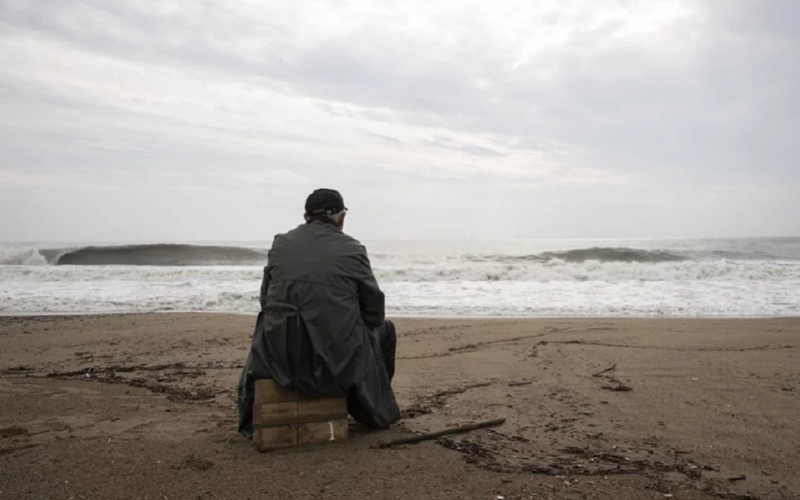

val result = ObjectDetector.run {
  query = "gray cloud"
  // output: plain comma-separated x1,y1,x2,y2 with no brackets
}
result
0,0,797,241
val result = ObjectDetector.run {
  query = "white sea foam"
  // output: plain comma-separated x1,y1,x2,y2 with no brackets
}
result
2,238,799,317
2,258,799,283
1,261,799,317
375,259,800,282
0,247,48,266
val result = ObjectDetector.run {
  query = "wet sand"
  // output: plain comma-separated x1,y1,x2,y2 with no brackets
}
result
1,314,798,500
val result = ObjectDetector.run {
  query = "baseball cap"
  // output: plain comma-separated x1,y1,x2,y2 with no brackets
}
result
305,188,347,216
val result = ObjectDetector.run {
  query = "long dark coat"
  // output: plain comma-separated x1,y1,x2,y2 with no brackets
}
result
237,219,400,437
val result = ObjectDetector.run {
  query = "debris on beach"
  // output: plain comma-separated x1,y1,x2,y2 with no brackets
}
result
0,427,29,438
507,380,533,387
377,419,506,449
592,363,634,392
401,382,492,418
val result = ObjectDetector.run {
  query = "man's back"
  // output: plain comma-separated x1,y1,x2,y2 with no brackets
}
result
238,196,399,438
257,220,386,396
262,220,385,331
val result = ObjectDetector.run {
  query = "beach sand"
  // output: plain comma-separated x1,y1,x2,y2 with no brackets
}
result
1,314,798,500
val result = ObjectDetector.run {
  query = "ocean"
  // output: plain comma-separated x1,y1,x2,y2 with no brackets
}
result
1,238,799,317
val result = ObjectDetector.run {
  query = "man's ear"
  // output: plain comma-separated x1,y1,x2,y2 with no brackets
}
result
304,213,309,221
339,211,347,229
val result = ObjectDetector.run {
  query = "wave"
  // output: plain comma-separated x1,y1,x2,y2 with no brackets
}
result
0,243,789,268
0,247,49,265
5,257,799,282
466,247,686,264
2,261,798,317
51,244,270,266
543,247,685,263
0,244,269,266
376,259,800,282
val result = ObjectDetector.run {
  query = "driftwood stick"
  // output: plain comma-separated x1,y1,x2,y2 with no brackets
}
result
601,384,633,392
377,419,506,449
592,363,617,378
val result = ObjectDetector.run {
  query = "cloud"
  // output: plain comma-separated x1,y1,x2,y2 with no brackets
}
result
0,0,797,240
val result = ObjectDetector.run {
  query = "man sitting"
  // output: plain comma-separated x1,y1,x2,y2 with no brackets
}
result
237,188,400,438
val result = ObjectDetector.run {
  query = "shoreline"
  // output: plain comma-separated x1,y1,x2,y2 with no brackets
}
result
2,310,799,320
1,313,798,499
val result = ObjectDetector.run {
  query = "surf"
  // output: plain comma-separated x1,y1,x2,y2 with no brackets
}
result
54,244,269,266
0,244,269,266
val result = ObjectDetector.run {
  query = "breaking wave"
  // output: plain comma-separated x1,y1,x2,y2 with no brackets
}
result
0,243,793,269
0,244,269,266
55,244,269,266
375,259,800,282
467,247,686,264
2,238,798,317
0,247,49,266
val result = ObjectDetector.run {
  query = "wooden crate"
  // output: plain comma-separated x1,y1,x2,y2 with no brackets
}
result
253,379,348,452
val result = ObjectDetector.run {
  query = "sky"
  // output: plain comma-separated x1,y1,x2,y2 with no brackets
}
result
0,0,798,242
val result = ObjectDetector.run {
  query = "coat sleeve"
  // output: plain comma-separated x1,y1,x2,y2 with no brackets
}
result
355,246,385,329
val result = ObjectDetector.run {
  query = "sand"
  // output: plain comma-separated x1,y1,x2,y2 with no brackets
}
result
0,314,798,500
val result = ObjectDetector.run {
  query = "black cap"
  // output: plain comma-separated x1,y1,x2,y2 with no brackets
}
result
305,188,347,216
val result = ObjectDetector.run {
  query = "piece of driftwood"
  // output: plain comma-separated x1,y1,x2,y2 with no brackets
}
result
592,363,617,377
601,384,633,392
377,418,506,449
508,380,533,387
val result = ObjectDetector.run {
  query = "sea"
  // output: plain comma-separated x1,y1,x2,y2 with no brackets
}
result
1,238,799,318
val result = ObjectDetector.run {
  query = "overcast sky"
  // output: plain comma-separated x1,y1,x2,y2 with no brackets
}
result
0,0,798,242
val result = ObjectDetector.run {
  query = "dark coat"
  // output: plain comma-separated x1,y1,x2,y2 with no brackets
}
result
237,219,400,437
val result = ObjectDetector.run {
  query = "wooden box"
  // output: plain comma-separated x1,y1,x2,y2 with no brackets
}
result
253,379,349,452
